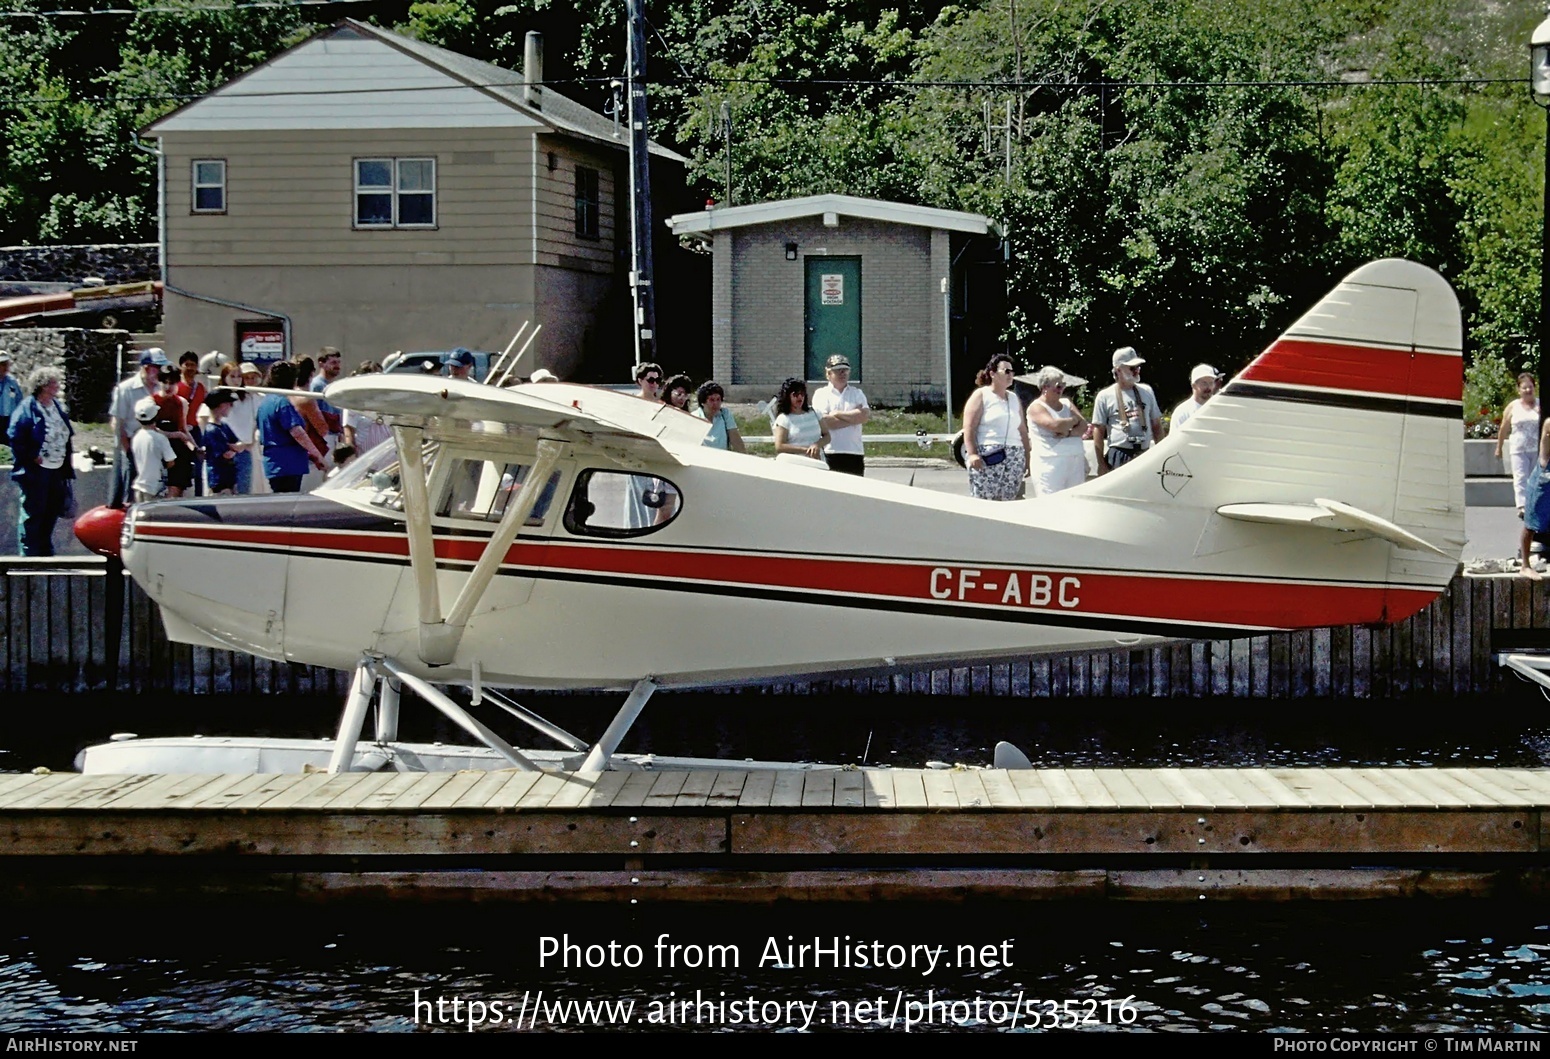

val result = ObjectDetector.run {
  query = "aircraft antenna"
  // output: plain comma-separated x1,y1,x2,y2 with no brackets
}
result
492,324,544,387
861,729,873,767
485,322,530,385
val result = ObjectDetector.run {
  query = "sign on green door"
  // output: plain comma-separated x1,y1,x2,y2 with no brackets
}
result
805,257,861,380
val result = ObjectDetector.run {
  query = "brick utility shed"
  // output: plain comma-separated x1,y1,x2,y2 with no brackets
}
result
665,195,1004,406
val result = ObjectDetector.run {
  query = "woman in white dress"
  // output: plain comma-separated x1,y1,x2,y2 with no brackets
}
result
772,377,829,463
961,355,1030,501
1026,365,1089,496
1496,373,1540,517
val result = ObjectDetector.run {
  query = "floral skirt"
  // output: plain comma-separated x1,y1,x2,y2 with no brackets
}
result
968,445,1026,501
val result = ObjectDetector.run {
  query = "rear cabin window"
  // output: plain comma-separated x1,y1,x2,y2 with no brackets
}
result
564,469,681,537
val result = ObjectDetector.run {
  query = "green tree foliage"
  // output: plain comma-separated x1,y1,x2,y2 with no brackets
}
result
1,0,1546,414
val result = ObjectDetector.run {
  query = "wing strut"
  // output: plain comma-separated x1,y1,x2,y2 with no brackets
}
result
392,427,563,666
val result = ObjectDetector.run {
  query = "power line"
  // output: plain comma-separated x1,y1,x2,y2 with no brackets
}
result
0,73,1525,108
1,0,378,16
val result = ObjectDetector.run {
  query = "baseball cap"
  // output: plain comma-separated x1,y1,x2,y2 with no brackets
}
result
529,368,557,382
1112,346,1145,370
238,362,260,376
824,354,851,371
139,348,169,367
133,396,161,422
449,348,476,367
0,352,10,363
1190,363,1219,384
204,388,236,409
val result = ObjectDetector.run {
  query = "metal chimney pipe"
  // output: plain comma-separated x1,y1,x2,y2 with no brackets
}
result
524,31,543,109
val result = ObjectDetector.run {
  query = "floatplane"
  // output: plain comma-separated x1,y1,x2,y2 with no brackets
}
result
72,258,1465,775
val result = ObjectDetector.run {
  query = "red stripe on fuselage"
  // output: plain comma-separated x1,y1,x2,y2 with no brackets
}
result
1239,338,1460,402
132,522,1442,631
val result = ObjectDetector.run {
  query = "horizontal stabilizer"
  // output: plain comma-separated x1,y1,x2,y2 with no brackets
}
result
1215,498,1450,558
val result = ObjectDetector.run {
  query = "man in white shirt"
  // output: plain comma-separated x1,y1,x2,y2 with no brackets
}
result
1091,346,1164,474
812,354,870,476
109,348,169,506
1171,363,1219,428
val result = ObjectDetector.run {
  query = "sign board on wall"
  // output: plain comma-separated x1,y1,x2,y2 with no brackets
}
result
235,319,286,366
820,274,844,305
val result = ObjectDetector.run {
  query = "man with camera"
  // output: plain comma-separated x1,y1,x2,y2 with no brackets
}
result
1092,346,1164,475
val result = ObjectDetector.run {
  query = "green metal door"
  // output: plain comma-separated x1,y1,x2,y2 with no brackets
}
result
805,257,862,380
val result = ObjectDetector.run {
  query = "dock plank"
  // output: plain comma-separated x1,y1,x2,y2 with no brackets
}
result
323,771,400,810
1321,769,1407,808
383,773,457,810
768,771,805,808
1270,769,1366,809
1092,769,1149,809
891,770,929,809
1492,769,1550,800
1403,769,1498,808
1151,768,1215,809
949,770,990,809
643,771,689,808
1119,768,1183,809
673,771,718,808
1206,770,1282,810
1377,770,1472,808
5,774,114,810
1006,770,1054,808
706,772,748,807
736,771,777,808
545,773,607,810
180,773,292,810
1177,769,1249,809
46,774,161,811
1235,768,1310,808
920,769,959,808
416,772,487,810
515,772,568,809
1351,769,1451,808
222,773,314,810
108,774,234,810
862,770,896,809
1064,769,1119,809
801,772,837,808
611,771,660,808
573,771,633,809
1435,769,1529,807
978,770,1022,809
834,772,866,809
0,774,52,807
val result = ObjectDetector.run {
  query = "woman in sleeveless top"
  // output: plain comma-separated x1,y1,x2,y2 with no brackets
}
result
1026,365,1089,497
1497,373,1540,517
961,355,1030,501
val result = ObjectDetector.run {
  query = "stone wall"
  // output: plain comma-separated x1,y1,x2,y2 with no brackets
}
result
0,244,158,288
0,329,133,423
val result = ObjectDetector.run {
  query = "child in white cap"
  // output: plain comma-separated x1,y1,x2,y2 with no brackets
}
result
130,396,176,502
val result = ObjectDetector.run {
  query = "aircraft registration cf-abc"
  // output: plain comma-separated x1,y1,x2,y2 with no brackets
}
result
75,258,1465,774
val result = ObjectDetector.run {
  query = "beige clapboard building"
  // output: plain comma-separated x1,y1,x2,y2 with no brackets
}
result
144,19,691,379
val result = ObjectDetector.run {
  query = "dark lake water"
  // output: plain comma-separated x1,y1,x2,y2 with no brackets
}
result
5,688,1550,1034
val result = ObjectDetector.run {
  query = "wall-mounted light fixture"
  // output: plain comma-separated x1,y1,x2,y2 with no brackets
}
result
784,242,798,261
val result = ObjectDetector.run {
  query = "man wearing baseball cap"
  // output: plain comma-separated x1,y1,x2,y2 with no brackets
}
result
1091,346,1164,474
107,348,170,505
0,352,22,437
812,353,870,476
1171,363,1220,428
447,347,476,381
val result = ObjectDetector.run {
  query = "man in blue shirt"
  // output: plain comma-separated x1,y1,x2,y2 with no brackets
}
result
0,352,24,437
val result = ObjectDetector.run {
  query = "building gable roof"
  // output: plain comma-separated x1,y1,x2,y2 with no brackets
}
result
665,194,1002,238
146,20,686,163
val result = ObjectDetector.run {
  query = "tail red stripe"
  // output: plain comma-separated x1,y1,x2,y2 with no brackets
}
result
1240,338,1460,402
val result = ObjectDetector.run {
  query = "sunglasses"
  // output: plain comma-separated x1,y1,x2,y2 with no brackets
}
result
641,375,661,384
995,366,1015,375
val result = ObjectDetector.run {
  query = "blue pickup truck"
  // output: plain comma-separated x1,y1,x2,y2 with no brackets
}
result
382,349,494,382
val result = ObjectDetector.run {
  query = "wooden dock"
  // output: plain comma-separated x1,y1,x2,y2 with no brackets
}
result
6,767,1550,904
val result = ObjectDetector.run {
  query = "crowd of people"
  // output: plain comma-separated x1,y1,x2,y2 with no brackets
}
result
960,347,1223,503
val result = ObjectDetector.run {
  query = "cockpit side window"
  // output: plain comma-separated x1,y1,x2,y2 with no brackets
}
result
564,469,682,538
438,459,560,526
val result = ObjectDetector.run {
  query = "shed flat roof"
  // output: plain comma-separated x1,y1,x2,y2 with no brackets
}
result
665,194,1001,238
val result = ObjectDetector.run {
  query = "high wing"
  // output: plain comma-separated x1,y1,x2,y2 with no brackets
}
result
323,375,708,468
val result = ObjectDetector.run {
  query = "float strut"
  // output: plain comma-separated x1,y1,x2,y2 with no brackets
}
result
579,678,657,772
327,659,377,773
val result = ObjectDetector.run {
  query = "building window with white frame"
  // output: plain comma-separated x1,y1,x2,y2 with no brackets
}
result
192,159,226,214
574,166,599,240
354,157,436,229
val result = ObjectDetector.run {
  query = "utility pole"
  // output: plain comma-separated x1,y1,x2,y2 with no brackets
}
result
626,0,656,367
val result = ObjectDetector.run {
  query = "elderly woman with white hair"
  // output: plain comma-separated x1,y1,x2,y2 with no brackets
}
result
6,366,75,555
1025,365,1089,497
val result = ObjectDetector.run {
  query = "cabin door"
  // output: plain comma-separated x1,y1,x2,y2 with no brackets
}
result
805,257,861,381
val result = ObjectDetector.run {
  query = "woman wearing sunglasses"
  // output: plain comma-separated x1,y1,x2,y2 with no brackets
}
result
961,355,1030,501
